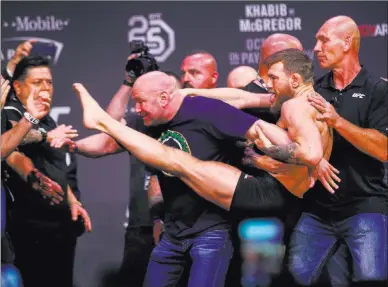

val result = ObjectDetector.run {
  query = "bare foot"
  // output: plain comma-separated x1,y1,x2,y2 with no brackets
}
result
72,83,108,132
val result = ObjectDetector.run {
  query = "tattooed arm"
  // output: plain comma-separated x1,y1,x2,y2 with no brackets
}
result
249,101,323,168
8,120,79,146
8,120,44,144
1,117,34,158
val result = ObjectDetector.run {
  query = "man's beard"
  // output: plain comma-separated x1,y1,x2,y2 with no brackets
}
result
270,104,281,115
182,82,194,89
270,93,290,114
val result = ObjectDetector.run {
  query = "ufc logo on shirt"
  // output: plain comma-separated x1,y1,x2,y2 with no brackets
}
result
352,93,366,99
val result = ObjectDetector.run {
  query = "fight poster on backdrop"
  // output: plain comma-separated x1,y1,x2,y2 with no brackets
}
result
223,2,387,79
1,2,387,287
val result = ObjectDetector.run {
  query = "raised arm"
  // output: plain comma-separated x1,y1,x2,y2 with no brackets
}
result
2,86,51,158
105,85,131,120
105,54,140,120
5,40,36,76
181,88,273,109
1,76,11,108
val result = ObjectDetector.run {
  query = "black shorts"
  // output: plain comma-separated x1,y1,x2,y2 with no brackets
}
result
230,170,301,221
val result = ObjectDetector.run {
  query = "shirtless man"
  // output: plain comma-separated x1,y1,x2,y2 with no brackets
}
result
181,34,339,194
260,48,333,198
72,49,334,217
182,33,303,111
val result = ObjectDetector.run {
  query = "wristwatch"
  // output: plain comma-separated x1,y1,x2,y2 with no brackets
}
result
123,79,134,87
27,169,40,185
38,127,48,143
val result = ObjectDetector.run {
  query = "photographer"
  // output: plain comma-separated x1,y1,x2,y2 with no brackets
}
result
105,40,159,120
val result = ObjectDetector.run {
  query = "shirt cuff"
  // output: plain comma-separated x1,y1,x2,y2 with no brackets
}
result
6,66,13,78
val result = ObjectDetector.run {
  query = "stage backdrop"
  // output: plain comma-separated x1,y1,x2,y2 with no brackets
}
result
1,2,387,286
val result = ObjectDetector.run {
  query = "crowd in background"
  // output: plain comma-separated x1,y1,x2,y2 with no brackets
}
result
1,13,387,287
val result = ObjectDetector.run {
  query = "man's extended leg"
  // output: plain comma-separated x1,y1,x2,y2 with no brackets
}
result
74,84,289,211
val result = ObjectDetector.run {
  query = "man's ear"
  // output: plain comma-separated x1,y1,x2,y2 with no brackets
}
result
290,73,302,88
212,71,219,85
343,35,352,52
159,92,169,108
13,80,21,96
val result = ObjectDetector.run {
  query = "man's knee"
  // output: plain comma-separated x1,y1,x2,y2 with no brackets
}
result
353,254,387,283
288,230,318,285
191,229,233,257
348,213,388,283
287,215,337,286
288,251,318,286
189,230,233,287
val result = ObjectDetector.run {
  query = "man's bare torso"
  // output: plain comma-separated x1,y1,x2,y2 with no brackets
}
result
272,95,333,198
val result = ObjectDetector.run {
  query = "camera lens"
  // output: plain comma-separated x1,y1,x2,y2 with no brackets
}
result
126,59,142,77
126,58,153,77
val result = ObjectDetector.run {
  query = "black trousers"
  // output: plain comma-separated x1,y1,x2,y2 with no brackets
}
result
8,220,77,287
118,226,155,287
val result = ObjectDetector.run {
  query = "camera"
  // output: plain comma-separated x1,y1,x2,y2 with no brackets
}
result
125,40,159,80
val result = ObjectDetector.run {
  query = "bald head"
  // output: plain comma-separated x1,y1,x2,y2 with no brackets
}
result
184,53,217,71
314,16,360,69
259,34,303,80
132,71,182,126
260,33,303,63
134,71,177,94
320,16,360,52
227,66,257,88
181,52,218,89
